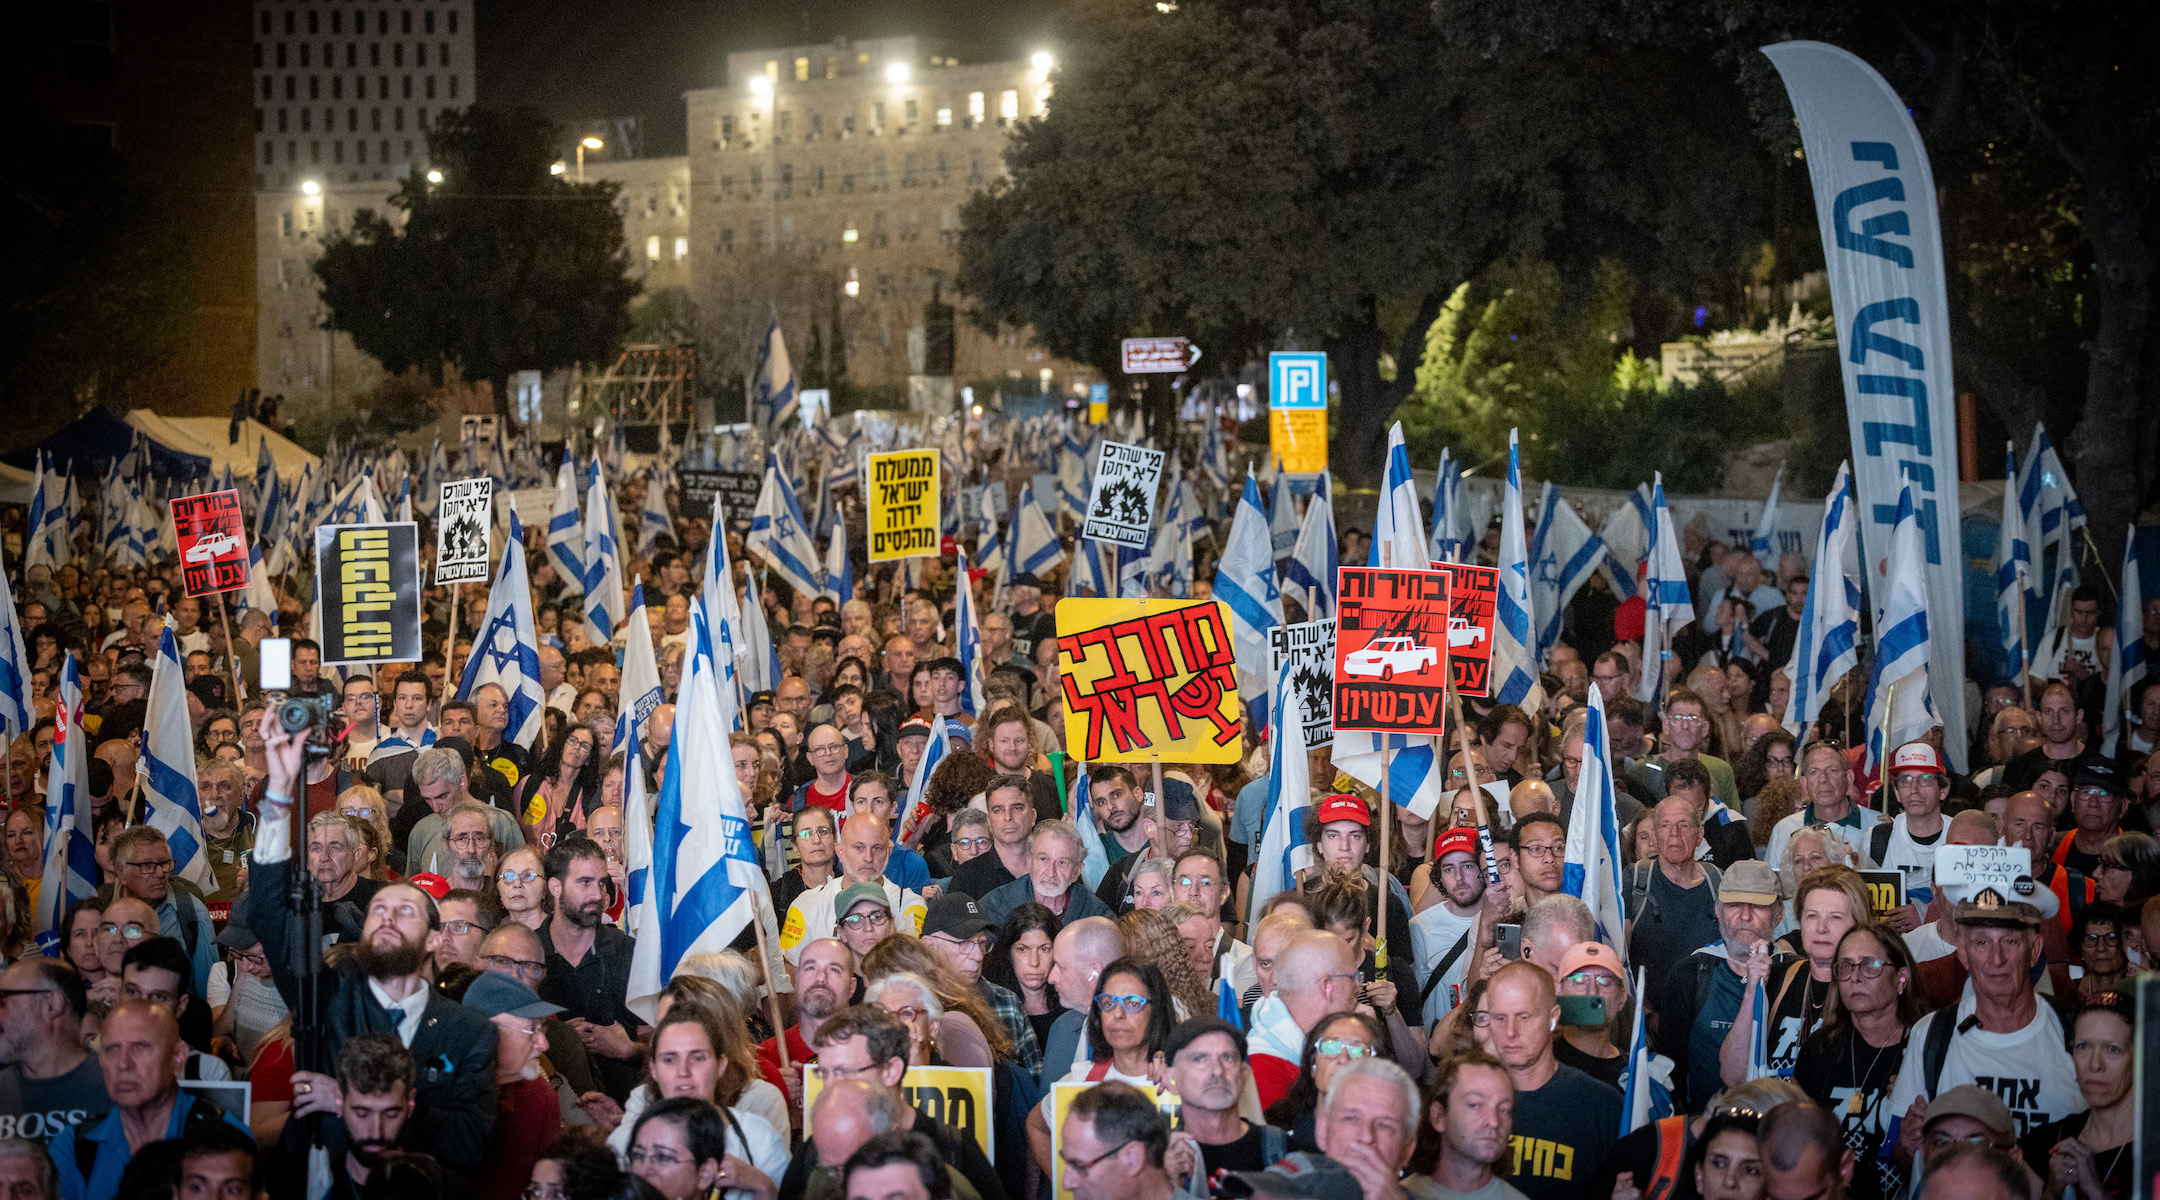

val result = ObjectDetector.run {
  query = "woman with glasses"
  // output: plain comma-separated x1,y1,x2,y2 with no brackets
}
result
521,725,603,847
2070,903,2133,996
771,806,838,917
864,936,1015,1062
1729,866,1869,1085
604,998,787,1195
984,903,1062,1052
866,972,967,1068
2021,990,2134,1200
1026,957,1174,1177
337,785,398,881
1261,1011,1391,1154
498,846,551,932
932,809,992,882
1735,729,1798,822
627,1095,777,1200
2090,831,2160,909
1792,923,1926,1200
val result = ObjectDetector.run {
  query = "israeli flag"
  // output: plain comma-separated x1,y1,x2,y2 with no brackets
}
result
394,477,412,525
747,453,825,602
1492,431,1544,710
583,462,625,646
100,471,131,566
623,735,655,939
1560,684,1629,958
548,458,587,597
698,497,746,728
234,505,279,629
1861,485,1937,776
1284,473,1338,619
1992,444,2036,685
625,606,779,1022
0,558,31,740
1057,427,1091,522
1011,482,1066,578
1619,967,1675,1134
1247,655,1313,929
752,318,799,437
143,622,216,894
1634,474,1694,707
252,436,276,512
953,549,985,716
1070,765,1111,890
1429,448,1464,565
324,472,386,526
638,471,676,556
1785,463,1862,739
1075,536,1115,600
420,439,447,519
2102,526,2146,756
455,511,547,751
1746,976,1773,1080
1267,470,1301,563
1598,488,1649,602
24,454,68,571
823,509,853,605
611,581,664,759
1749,465,1785,567
1527,482,1606,662
896,712,952,849
1215,470,1285,735
2020,421,2085,562
33,655,95,947
737,562,780,696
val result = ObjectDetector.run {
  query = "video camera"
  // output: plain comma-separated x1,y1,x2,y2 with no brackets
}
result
260,639,337,762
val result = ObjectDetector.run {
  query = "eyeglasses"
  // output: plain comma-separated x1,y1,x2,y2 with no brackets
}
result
234,950,269,971
125,858,174,874
98,922,148,940
1315,1037,1375,1059
1519,844,1565,860
1667,714,1705,726
2096,859,2129,872
882,1005,926,1023
487,954,547,983
498,1021,541,1039
1833,956,1894,981
2083,930,2121,944
1926,1131,2004,1150
1470,1011,1543,1029
1061,1142,1133,1175
811,743,847,756
796,827,835,842
1322,971,1363,991
930,933,992,955
953,836,992,852
523,1186,566,1200
449,833,492,849
627,1148,689,1168
0,988,57,1004
839,910,892,931
442,920,488,937
342,806,378,820
1176,874,1218,889
1094,993,1150,1014
498,869,542,885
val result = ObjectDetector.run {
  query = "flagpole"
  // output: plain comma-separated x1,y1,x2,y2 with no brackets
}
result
1375,739,1390,963
2016,579,2031,710
216,597,243,705
750,895,791,1072
1149,759,1164,864
1446,678,1497,883
444,581,460,696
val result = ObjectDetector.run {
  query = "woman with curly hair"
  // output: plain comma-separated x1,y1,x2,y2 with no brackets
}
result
1736,728,1798,821
518,724,604,846
1116,907,1213,1022
1752,775,1804,849
917,748,995,872
861,934,1018,1063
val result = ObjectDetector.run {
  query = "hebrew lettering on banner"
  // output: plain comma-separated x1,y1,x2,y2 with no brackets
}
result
1055,597,1243,763
1334,566,1453,735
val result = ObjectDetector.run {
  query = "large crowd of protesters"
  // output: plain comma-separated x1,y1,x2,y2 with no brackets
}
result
0,439,2152,1200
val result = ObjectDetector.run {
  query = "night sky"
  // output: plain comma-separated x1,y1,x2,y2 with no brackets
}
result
476,0,1069,157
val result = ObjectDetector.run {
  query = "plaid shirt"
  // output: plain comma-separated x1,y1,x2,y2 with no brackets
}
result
977,978,1041,1078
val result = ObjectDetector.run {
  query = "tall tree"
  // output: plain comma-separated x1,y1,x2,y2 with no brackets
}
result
313,107,640,424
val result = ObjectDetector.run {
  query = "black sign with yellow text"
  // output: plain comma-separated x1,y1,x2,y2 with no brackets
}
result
314,523,423,665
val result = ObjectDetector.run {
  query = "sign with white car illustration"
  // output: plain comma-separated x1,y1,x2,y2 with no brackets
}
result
1429,561,1499,698
1333,566,1452,734
171,490,250,597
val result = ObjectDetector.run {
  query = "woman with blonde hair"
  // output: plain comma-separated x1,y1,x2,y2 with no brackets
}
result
1725,864,1872,1087
335,785,397,881
860,935,1013,1065
1116,906,1213,1022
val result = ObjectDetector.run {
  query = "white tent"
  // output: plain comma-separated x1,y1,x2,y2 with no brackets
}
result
126,410,320,484
0,461,32,506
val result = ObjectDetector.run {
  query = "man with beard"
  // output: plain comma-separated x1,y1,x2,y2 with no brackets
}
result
780,813,927,964
759,938,857,1132
1654,860,1792,1112
403,748,524,878
980,820,1112,925
1088,764,1149,868
271,1033,437,1200
1159,1018,1285,1187
1410,827,1487,1023
537,836,644,1103
254,708,500,1176
433,804,506,896
981,705,1059,820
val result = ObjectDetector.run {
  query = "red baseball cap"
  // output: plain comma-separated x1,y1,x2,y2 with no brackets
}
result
1315,794,1370,827
406,873,452,900
1889,741,1945,776
1434,826,1480,861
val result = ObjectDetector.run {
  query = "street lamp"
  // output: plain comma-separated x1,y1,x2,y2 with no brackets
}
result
550,161,566,175
577,135,603,182
884,62,910,84
426,168,443,184
300,179,321,196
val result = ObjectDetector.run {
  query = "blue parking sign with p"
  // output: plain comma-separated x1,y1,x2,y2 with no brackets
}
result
1269,352,1327,410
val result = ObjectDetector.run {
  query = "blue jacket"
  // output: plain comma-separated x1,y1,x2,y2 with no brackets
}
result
51,1092,249,1200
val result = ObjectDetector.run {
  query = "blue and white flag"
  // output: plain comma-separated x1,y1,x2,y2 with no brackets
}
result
1527,482,1606,663
823,510,853,605
752,318,798,438
638,471,675,556
2020,421,2085,566
1284,474,1338,619
953,550,986,716
1267,471,1301,564
611,581,664,759
455,511,546,751
1069,765,1111,890
2102,526,2147,757
1750,465,1785,567
1598,488,1649,602
33,655,95,947
622,734,655,939
420,439,447,519
1010,483,1066,578
1429,448,1464,565
1746,975,1773,1080
583,462,625,646
1074,537,1115,600
747,454,824,602
548,458,586,597
625,606,778,1021
1861,485,1937,775
896,712,952,849
393,478,412,525
1215,469,1285,735
143,623,216,894
1560,684,1629,958
0,553,30,740
1619,967,1674,1134
1992,445,2036,687
1057,428,1092,523
1247,655,1314,929
737,563,780,696
1785,463,1862,739
1492,431,1544,710
253,436,277,515
1634,474,1694,707
699,497,746,728
24,454,69,571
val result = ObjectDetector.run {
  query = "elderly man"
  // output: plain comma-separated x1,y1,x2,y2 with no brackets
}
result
195,756,253,905
1767,739,1884,868
1411,1050,1525,1200
307,812,384,944
0,959,107,1141
1247,930,1361,1108
978,610,1021,672
1231,1058,1420,1200
1663,759,1754,867
876,636,919,700
1971,706,2038,790
1168,850,1251,986
980,820,1112,925
1056,1081,1197,1200
254,710,501,1175
792,723,856,815
2055,761,2129,876
538,645,576,714
404,747,525,877
1040,917,1126,1085
1656,860,1790,1111
780,813,927,964
1477,962,1621,1200
50,1000,250,1200
103,828,216,999
920,893,1041,1078
1624,798,1725,1002
1902,1085,2024,1186
845,773,930,892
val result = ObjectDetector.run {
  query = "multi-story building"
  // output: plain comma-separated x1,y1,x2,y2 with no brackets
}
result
583,154,695,297
685,37,1069,395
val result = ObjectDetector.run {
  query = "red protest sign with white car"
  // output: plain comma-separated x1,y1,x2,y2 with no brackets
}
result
1427,562,1499,698
172,490,251,597
1333,566,1452,734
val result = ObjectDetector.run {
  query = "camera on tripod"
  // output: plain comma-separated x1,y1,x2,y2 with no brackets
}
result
260,638,337,761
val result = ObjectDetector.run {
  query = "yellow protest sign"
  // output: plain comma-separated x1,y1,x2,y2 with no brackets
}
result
1055,598,1243,764
806,1065,993,1157
866,449,942,562
1051,1081,1173,1200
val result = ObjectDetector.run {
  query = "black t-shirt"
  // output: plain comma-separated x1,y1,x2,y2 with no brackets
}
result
1197,1123,1281,1193
0,1056,111,1142
1626,865,1722,1003
1792,1024,1909,1200
2055,831,2104,877
1761,968,1832,1076
1009,610,1056,663
2019,1111,2133,1200
1506,1064,1623,1200
1554,1039,1628,1090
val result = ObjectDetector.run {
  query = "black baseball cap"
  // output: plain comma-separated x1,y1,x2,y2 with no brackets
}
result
2073,759,2128,797
1165,1016,1247,1062
748,690,776,709
922,892,993,941
1008,572,1042,589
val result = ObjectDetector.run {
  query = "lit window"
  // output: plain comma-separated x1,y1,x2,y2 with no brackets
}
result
674,236,688,262
936,108,951,128
646,235,660,261
968,92,985,122
794,56,808,82
1000,90,1019,122
843,226,858,243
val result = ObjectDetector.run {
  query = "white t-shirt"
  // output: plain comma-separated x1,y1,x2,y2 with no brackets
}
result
1876,814,1945,902
778,876,927,964
1902,922,1958,963
1766,805,1883,870
1410,902,1478,1023
1884,991,2085,1140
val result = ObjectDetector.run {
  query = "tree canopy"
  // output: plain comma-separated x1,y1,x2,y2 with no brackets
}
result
313,106,640,421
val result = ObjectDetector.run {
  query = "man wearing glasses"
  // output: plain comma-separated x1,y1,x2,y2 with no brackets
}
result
1906,1086,2022,1180
792,724,856,815
1246,930,1360,1109
921,892,1040,1079
0,959,107,1141
793,1006,1009,1200
1168,850,1251,993
1058,1081,1200,1200
779,814,927,966
103,827,217,999
1629,688,1739,809
2053,762,2129,877
1475,961,1621,1200
1874,743,1954,932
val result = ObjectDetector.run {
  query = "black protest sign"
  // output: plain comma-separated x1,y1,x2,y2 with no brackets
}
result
314,523,423,665
1083,440,1165,548
682,469,763,523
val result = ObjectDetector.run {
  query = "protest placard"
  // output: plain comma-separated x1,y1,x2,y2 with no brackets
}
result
680,469,762,523
1429,561,1499,698
866,449,942,562
806,1065,992,1157
1334,566,1453,734
1056,598,1242,763
1858,870,1905,917
314,523,423,665
171,491,250,598
1083,440,1164,548
1269,619,1336,749
434,478,493,584
1933,844,2033,892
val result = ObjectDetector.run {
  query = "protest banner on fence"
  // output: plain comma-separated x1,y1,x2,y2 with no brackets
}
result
1430,561,1499,698
314,523,423,665
435,478,493,584
1270,619,1337,750
1055,597,1242,763
1335,566,1453,734
680,469,762,523
171,490,250,598
866,449,942,562
1083,441,1165,548
806,1065,992,1158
